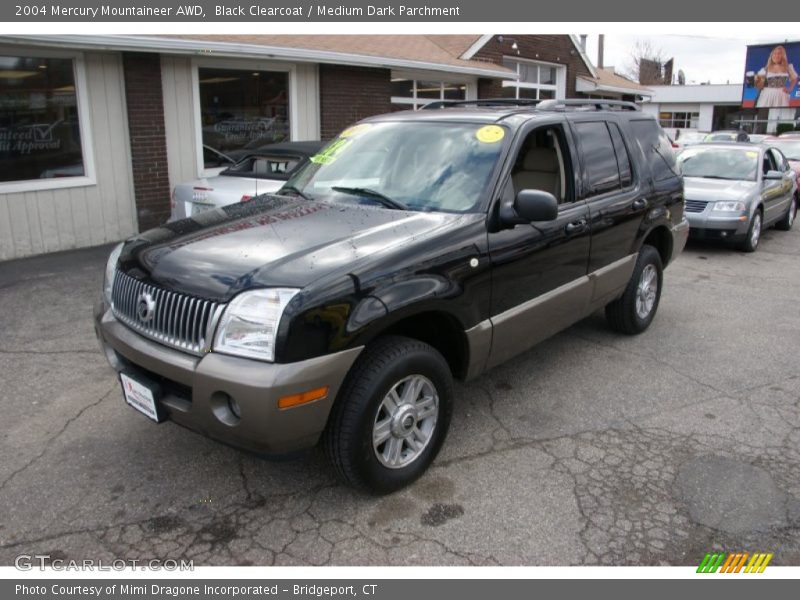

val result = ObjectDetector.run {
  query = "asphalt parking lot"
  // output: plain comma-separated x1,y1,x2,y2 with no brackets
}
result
0,227,799,567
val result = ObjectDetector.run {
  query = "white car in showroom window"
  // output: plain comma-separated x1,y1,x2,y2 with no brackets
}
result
171,141,323,221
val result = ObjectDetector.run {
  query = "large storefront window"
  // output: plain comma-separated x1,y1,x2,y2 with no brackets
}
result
501,58,561,101
198,67,289,167
659,111,700,129
391,78,467,110
0,55,84,183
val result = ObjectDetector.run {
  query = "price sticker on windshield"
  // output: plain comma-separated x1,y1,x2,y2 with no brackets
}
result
310,138,352,165
340,123,373,138
475,125,505,143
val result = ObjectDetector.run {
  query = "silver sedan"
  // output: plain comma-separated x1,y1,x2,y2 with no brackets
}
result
170,141,323,221
677,143,797,251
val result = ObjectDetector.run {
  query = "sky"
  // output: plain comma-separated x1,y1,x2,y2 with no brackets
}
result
584,34,800,85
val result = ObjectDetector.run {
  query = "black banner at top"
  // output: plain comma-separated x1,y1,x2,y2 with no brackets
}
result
0,0,786,22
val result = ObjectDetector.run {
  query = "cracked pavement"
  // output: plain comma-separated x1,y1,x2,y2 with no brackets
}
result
0,227,799,566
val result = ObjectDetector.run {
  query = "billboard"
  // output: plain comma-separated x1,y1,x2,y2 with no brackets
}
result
742,42,800,107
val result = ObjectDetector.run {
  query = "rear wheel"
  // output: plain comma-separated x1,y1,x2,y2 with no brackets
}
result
775,196,797,231
605,245,663,335
323,336,453,494
739,210,762,252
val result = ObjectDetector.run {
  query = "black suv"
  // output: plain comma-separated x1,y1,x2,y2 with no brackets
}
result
95,99,688,493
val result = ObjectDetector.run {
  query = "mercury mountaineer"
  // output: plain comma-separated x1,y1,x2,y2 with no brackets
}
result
95,99,688,493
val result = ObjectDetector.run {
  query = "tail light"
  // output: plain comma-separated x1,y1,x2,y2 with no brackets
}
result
192,187,212,203
240,195,253,203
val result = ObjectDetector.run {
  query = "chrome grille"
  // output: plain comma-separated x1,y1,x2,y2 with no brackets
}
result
111,270,223,355
684,199,708,213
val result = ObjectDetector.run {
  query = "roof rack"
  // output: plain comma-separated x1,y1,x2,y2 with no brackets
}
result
535,99,640,112
422,98,541,110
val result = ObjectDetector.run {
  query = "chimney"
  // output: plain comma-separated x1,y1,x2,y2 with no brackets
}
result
579,34,587,52
597,34,605,69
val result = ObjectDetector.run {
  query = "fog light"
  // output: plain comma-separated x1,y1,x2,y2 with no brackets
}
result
228,397,241,419
210,391,239,426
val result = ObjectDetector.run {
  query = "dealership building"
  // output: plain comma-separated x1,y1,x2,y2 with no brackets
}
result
640,83,797,139
0,34,647,261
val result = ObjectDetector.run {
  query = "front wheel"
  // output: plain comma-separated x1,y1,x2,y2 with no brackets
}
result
739,210,762,252
322,336,453,494
605,245,664,335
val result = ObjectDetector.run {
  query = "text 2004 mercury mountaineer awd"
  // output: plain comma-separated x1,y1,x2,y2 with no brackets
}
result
95,100,689,493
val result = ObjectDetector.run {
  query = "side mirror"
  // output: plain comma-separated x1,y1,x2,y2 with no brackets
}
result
515,189,559,221
764,170,783,180
499,189,559,227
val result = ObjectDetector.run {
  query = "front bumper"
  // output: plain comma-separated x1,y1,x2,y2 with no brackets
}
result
685,209,750,240
94,300,362,455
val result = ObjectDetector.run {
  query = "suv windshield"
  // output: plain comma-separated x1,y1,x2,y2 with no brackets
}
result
285,121,507,212
677,146,759,181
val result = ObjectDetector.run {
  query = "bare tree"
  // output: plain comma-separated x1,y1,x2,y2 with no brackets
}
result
625,40,669,85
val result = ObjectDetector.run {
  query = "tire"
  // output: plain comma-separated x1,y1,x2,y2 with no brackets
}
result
775,196,797,231
605,245,663,335
739,209,762,252
322,335,453,494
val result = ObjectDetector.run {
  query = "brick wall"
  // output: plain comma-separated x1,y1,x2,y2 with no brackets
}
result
319,65,392,140
122,52,171,232
473,35,593,99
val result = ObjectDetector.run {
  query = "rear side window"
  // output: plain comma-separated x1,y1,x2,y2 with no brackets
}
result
574,121,620,195
630,119,678,182
763,151,777,174
608,122,633,187
769,148,787,171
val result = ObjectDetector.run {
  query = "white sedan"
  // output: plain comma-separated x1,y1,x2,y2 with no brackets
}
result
170,141,323,221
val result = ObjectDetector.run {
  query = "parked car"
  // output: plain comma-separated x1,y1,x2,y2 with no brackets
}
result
674,130,709,147
704,130,750,143
747,134,771,144
778,131,800,138
95,99,688,493
677,143,797,251
202,145,235,175
762,137,800,189
170,141,323,221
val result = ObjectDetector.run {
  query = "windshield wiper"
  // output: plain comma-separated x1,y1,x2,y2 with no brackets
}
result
331,186,409,211
278,185,312,201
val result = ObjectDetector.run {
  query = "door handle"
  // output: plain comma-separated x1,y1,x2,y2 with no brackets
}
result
632,198,648,210
565,219,587,234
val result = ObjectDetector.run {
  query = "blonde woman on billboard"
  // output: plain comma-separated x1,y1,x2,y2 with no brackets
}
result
755,45,798,107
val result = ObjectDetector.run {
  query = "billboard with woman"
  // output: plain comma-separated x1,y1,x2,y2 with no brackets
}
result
742,42,800,107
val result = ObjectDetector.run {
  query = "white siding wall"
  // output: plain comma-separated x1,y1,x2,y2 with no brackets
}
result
161,56,321,193
161,56,198,193
0,52,136,261
698,105,715,132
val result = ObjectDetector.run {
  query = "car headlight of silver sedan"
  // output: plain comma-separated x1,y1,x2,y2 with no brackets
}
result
712,201,746,212
213,288,300,362
103,243,124,304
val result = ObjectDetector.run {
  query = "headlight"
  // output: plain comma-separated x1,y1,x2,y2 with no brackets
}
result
103,243,124,303
213,288,299,362
712,201,746,212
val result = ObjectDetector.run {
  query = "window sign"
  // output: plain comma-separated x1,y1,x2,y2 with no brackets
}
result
0,55,84,182
198,67,289,167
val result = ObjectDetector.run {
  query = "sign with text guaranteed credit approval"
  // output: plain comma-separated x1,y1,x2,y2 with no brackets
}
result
1,0,793,22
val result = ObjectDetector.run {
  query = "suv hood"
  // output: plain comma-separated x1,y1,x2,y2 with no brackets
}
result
683,177,757,201
119,195,466,301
